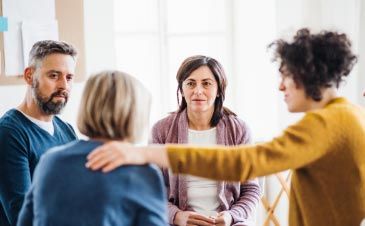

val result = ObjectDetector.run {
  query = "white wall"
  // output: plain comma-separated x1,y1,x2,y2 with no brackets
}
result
359,1,365,106
0,85,27,116
60,0,116,131
232,0,280,143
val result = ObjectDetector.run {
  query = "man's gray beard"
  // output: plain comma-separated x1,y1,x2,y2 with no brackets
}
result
32,80,68,115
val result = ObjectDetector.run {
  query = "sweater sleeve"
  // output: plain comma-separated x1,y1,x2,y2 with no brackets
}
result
0,127,31,226
167,112,334,182
228,180,260,224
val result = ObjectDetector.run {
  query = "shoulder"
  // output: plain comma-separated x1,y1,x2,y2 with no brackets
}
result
53,116,73,129
0,110,29,148
151,112,180,140
53,116,77,136
327,98,364,119
223,114,249,129
110,164,165,195
302,100,365,136
0,124,28,158
39,140,81,164
221,113,252,144
115,165,166,207
0,109,28,131
152,113,179,130
285,100,364,144
0,121,23,137
306,98,363,124
123,165,165,192
31,140,84,186
0,109,19,120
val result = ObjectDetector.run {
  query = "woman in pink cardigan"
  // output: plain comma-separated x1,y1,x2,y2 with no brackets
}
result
151,55,260,226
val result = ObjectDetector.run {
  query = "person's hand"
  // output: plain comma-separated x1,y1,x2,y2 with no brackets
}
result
85,141,146,172
214,211,232,226
174,211,215,226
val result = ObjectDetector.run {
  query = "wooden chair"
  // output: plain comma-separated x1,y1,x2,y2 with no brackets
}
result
260,172,292,226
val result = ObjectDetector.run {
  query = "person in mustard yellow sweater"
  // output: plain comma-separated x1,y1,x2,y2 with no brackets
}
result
85,28,365,226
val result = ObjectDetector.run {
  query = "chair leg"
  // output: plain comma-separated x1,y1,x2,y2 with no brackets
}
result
261,172,292,226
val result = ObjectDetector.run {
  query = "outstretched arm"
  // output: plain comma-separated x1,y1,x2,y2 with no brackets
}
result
86,142,170,172
87,112,333,183
166,112,334,181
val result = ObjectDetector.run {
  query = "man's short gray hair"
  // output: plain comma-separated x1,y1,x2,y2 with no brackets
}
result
28,40,77,67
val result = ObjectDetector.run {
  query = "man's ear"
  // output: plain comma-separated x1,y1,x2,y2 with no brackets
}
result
24,67,35,85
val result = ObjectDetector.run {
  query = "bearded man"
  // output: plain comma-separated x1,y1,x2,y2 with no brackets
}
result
0,40,78,226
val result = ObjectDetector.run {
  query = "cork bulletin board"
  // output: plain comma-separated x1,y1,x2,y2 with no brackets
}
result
0,0,86,85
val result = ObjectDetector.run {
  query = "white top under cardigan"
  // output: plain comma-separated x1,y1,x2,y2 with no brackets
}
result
186,127,219,217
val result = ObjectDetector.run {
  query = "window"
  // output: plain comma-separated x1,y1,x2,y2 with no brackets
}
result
113,0,232,125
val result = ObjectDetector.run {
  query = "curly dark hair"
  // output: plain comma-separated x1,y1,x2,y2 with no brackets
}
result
269,28,357,101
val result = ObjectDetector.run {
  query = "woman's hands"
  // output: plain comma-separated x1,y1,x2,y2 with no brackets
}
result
174,211,215,226
85,141,169,172
86,141,142,172
173,211,232,226
214,211,233,226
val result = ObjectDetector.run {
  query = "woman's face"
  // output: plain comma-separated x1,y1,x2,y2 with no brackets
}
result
182,66,218,115
279,66,312,112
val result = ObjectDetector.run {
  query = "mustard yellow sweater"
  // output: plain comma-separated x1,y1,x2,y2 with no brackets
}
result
167,97,365,226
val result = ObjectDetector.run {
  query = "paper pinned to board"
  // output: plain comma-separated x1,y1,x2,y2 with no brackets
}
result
21,20,59,67
3,19,23,76
2,0,56,76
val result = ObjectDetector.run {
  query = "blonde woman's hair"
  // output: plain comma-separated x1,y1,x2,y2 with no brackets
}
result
77,70,151,143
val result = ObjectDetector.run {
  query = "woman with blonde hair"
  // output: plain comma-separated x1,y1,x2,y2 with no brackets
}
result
17,70,168,226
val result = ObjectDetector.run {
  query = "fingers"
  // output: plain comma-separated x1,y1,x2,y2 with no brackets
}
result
187,219,214,226
214,214,224,223
86,141,123,171
87,141,127,158
86,145,104,160
214,211,232,226
214,217,224,224
85,149,116,171
101,157,125,173
192,213,215,222
188,214,215,225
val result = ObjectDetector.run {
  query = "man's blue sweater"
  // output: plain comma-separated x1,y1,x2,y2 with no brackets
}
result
0,109,77,226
